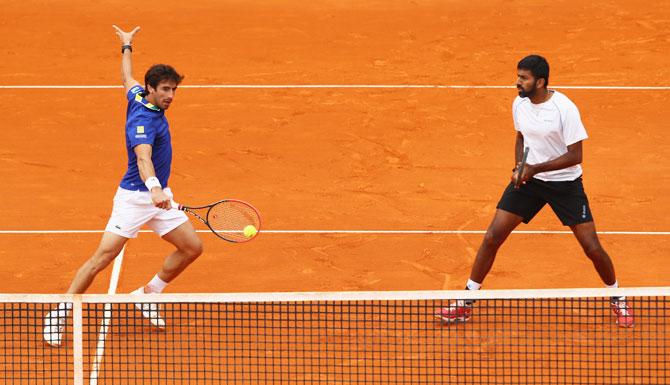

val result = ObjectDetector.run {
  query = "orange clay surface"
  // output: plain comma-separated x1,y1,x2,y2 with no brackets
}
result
1,1,669,293
1,1,670,384
0,1,670,293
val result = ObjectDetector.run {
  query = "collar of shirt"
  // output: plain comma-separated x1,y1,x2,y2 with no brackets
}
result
134,93,161,112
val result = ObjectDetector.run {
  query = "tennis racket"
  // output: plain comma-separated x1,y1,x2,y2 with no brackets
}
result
171,199,261,243
514,147,530,189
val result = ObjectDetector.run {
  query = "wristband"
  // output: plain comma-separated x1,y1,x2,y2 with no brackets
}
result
121,44,132,53
145,176,161,191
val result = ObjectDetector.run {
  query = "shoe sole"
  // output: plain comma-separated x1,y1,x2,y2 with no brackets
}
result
44,337,63,347
433,313,471,323
616,318,634,328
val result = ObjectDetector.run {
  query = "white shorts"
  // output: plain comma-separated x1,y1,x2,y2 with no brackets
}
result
104,187,189,238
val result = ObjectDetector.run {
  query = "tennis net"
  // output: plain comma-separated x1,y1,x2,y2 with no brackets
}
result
1,287,668,384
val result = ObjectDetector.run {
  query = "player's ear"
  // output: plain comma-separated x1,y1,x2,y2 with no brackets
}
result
536,77,546,89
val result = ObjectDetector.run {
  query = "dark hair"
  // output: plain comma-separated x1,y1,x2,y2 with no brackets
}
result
144,64,184,91
517,55,549,87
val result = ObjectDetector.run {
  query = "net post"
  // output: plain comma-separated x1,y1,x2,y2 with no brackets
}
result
72,294,84,385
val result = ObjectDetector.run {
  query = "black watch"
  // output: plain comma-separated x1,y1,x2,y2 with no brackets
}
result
121,44,132,53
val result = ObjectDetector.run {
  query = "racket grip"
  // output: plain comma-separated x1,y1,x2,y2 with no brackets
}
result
170,200,183,210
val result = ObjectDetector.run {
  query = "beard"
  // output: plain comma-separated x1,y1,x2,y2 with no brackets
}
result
517,80,539,98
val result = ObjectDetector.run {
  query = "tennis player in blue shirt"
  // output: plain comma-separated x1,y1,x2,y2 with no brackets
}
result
43,25,203,346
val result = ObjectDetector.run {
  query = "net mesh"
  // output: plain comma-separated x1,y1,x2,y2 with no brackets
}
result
1,289,668,384
0,302,72,384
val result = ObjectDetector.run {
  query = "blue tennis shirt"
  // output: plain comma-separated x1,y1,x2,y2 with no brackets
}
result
119,85,172,191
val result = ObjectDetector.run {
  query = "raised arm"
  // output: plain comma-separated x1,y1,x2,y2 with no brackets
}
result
112,25,141,92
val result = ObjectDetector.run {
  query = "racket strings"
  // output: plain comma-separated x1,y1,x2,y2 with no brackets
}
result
207,202,261,242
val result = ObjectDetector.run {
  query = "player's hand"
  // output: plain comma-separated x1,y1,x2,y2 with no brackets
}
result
112,25,140,45
518,164,537,186
511,162,521,184
150,188,171,210
511,163,536,188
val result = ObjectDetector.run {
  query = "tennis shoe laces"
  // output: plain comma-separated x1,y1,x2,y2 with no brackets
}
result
610,297,634,328
434,300,473,323
131,288,166,329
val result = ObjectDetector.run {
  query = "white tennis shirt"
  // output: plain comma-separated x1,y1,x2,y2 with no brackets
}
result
512,90,588,181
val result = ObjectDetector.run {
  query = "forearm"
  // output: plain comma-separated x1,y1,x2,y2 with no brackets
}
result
137,156,159,187
514,133,524,165
113,25,140,90
136,151,170,208
533,150,581,173
120,48,134,86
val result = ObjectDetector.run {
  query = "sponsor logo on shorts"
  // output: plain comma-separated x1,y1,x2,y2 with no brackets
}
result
582,205,587,219
135,134,147,138
114,225,122,230
137,126,145,134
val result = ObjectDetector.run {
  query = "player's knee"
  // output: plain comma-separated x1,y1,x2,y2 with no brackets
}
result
87,251,116,274
482,231,505,250
96,246,119,262
182,239,203,261
583,243,605,260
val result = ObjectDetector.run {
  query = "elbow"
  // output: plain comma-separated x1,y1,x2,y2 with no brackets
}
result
136,155,151,167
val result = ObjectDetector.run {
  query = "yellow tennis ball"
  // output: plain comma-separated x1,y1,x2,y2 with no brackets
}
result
243,225,258,238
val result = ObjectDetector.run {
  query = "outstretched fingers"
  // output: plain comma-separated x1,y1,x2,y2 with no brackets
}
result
112,25,141,44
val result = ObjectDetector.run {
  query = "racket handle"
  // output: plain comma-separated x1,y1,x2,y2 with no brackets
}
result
170,200,183,210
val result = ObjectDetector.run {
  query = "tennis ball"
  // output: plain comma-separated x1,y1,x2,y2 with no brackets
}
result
243,225,258,238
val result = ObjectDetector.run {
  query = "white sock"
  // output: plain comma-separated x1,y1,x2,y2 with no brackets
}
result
145,274,168,293
606,280,626,301
466,279,482,291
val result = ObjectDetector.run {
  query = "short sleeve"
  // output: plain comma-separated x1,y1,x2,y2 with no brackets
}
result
562,102,588,146
126,85,144,102
126,117,156,148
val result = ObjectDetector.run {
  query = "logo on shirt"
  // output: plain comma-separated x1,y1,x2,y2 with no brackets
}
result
137,126,145,134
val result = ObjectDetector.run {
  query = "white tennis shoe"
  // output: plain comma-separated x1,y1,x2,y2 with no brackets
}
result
43,306,68,347
131,288,166,329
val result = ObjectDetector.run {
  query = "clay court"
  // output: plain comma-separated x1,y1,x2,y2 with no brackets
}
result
1,1,669,384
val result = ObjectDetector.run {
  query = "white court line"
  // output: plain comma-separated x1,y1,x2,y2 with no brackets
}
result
89,245,125,385
0,229,668,235
1,84,670,90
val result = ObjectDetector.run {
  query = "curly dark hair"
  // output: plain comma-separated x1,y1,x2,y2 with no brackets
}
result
144,64,184,91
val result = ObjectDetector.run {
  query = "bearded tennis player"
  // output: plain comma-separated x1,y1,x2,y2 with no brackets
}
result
434,55,634,328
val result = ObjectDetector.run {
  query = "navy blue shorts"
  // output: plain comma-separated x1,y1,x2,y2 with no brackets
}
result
496,177,593,226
